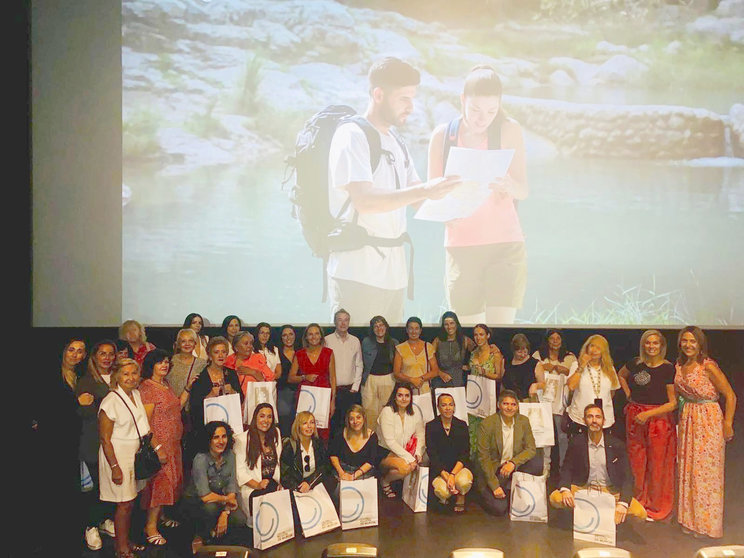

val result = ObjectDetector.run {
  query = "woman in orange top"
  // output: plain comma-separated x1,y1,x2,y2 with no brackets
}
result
225,331,275,398
427,65,528,325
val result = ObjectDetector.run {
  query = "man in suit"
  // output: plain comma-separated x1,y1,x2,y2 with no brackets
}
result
476,389,543,515
549,403,647,523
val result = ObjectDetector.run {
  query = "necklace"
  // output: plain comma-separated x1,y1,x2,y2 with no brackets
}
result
587,365,602,398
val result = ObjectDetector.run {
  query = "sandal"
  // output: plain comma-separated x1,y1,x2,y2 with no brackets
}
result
381,483,397,499
146,532,167,546
453,503,466,513
160,517,180,529
191,536,204,555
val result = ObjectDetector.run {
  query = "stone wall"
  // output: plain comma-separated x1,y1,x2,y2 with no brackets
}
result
504,96,727,159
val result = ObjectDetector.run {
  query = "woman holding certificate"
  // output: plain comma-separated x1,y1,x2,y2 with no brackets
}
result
427,65,528,325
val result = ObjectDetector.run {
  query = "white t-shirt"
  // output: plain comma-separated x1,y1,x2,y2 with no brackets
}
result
327,121,420,290
98,387,150,441
566,361,620,427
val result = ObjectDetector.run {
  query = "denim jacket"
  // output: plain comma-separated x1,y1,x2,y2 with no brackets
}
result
361,336,399,386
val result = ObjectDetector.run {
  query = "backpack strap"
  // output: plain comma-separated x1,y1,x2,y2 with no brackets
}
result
442,113,505,169
442,117,461,170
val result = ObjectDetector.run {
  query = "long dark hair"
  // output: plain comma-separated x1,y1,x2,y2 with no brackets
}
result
436,311,466,351
183,312,205,331
537,329,570,362
246,403,279,469
221,315,242,338
384,381,415,416
279,325,300,350
254,322,277,353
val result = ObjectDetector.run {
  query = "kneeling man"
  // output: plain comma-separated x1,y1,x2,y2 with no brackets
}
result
477,389,543,515
549,403,647,524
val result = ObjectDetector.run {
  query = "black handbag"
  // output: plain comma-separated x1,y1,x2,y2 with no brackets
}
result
113,390,162,480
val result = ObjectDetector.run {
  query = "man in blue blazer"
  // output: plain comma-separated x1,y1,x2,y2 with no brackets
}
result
549,403,647,523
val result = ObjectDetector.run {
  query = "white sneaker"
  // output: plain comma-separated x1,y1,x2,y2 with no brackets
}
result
99,519,116,538
85,527,102,551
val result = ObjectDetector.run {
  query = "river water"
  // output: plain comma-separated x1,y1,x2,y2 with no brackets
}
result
123,147,743,327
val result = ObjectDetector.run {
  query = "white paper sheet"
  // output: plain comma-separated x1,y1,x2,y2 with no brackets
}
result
414,147,515,222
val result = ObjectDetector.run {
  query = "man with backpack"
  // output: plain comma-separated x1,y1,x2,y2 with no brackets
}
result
324,57,462,323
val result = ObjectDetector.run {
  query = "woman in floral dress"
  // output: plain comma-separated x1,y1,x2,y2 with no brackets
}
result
675,326,736,538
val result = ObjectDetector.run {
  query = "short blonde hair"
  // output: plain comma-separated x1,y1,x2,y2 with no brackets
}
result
578,334,617,384
175,328,198,354
119,319,147,344
290,411,318,443
639,329,667,362
110,358,141,389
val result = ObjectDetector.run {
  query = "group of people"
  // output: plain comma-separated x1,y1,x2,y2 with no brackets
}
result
40,311,736,557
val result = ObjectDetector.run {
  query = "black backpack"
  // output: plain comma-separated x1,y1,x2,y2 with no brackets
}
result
284,104,408,258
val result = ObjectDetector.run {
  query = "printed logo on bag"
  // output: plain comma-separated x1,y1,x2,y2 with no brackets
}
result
466,377,482,408
297,390,317,414
412,401,430,423
255,501,280,542
574,495,601,534
297,494,323,530
340,485,365,522
205,402,230,421
511,484,536,517
418,471,429,505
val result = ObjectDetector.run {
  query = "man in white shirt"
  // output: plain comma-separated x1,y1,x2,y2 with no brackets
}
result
549,404,647,523
325,309,363,436
327,57,462,322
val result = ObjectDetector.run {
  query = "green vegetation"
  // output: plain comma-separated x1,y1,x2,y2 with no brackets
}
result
238,51,265,115
184,101,227,139
123,107,162,160
521,283,692,325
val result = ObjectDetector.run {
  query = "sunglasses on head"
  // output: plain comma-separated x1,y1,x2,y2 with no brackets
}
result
304,454,310,472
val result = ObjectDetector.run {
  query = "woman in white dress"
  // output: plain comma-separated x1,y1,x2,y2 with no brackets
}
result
98,358,166,558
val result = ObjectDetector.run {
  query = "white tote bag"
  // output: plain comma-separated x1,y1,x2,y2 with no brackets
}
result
541,372,566,415
296,386,332,429
466,375,498,418
340,478,379,530
519,401,554,448
294,483,341,538
242,381,278,425
434,387,468,422
509,472,548,523
412,393,434,425
402,466,429,513
252,489,295,550
573,488,617,546
203,392,244,434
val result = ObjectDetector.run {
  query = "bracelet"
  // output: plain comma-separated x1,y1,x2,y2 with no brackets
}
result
154,444,162,452
184,387,191,393
111,463,120,469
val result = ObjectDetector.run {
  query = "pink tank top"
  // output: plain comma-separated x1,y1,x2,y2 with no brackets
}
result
444,128,524,247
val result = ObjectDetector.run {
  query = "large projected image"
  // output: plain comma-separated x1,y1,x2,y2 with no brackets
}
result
122,0,744,326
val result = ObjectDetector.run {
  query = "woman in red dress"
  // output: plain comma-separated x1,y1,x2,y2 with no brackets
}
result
289,323,336,442
139,349,187,546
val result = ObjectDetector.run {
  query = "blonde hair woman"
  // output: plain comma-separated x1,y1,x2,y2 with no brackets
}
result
281,411,332,493
119,319,156,365
565,335,620,436
98,358,167,558
168,328,207,399
617,329,676,521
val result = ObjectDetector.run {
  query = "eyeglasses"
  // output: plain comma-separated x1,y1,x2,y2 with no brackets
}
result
304,454,310,472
